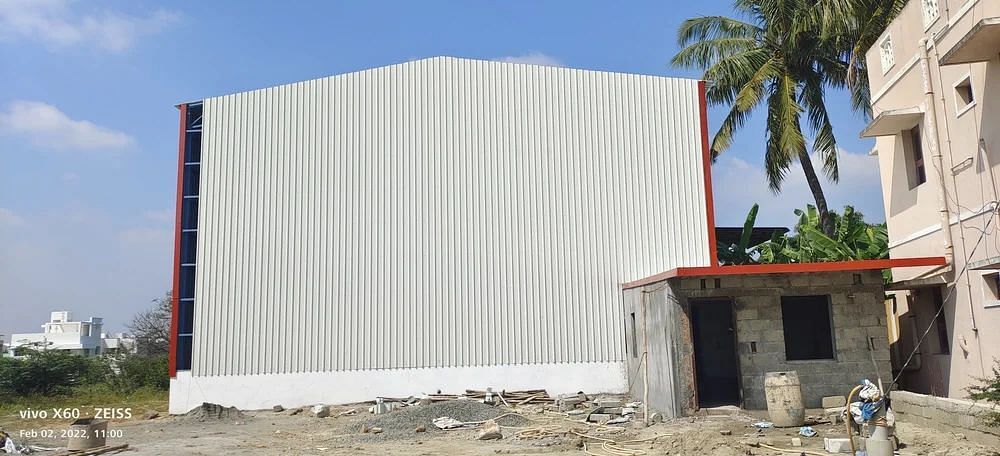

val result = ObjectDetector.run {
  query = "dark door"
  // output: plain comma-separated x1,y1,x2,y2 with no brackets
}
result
691,299,740,407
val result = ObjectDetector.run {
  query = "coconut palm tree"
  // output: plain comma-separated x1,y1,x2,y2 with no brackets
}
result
672,0,910,236
817,0,909,117
672,0,852,235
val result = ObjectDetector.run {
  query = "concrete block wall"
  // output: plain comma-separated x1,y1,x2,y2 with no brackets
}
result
891,390,1000,448
677,270,892,410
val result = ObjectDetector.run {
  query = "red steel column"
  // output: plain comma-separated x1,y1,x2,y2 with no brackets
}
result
169,104,187,378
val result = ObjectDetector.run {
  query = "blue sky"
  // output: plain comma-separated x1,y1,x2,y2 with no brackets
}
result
0,0,882,337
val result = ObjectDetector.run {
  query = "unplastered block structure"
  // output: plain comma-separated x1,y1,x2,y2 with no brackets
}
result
623,267,933,418
167,56,716,413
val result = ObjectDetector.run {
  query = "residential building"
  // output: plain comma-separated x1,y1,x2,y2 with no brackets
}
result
168,56,943,414
7,311,134,357
862,0,1000,398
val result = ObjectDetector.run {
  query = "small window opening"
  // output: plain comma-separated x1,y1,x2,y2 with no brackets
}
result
879,35,895,74
904,126,927,188
630,312,638,358
921,0,939,27
714,278,722,289
781,295,835,360
955,77,975,112
984,272,1000,301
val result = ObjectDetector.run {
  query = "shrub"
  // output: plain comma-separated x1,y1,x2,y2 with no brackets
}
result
0,349,107,397
968,360,1000,427
104,354,169,392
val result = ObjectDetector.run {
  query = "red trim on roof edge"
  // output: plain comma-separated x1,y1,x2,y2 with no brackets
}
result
698,81,719,267
621,256,947,290
169,104,186,378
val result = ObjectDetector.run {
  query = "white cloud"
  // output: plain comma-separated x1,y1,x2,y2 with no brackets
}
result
0,100,134,150
0,206,172,338
495,52,564,67
0,207,24,227
143,209,174,224
118,227,171,247
712,148,886,229
0,0,178,52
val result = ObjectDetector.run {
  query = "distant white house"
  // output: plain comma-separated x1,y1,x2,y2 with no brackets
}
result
6,311,135,357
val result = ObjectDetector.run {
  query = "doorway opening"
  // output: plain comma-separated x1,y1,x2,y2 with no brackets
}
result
691,298,741,407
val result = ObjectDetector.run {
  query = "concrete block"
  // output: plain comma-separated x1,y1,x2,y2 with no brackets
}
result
822,396,846,408
678,278,701,290
736,308,758,320
588,413,612,423
762,330,784,342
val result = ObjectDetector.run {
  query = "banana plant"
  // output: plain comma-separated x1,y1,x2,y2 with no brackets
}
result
757,204,888,264
718,203,761,265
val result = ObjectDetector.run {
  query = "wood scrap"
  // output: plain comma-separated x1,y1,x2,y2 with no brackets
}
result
52,444,129,456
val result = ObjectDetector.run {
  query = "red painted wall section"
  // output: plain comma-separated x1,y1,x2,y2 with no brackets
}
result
698,81,719,267
169,104,187,378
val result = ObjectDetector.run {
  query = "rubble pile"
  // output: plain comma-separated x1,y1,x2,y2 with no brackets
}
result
356,399,529,441
181,402,249,424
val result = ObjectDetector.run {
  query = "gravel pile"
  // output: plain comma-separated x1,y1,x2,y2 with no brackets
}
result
180,402,249,423
355,400,529,441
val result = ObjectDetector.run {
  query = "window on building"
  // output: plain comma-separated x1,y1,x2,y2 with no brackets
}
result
921,0,939,27
879,35,895,74
984,272,1000,299
955,77,975,114
630,312,638,358
931,287,950,355
781,295,835,360
904,125,927,188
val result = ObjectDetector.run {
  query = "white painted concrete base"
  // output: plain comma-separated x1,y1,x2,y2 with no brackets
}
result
169,361,627,414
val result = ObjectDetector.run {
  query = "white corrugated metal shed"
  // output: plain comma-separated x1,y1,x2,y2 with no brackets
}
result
170,56,710,412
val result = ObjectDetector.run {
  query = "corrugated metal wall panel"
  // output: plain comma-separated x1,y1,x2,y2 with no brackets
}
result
193,57,709,376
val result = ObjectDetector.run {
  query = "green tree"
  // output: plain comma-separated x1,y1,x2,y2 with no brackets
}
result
672,0,846,235
671,0,908,236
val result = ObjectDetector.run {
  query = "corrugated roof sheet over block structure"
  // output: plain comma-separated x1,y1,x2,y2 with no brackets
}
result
184,57,711,379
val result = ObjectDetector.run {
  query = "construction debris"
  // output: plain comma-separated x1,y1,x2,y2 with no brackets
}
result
422,389,555,405
311,405,331,418
1,431,25,455
50,444,129,456
432,417,468,430
476,419,502,440
358,400,528,441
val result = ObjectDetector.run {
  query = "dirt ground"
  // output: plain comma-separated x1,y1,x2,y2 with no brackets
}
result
5,402,999,455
